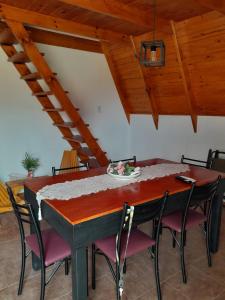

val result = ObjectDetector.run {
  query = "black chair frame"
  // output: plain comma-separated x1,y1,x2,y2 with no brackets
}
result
6,185,70,300
181,149,225,169
162,176,221,283
109,155,137,165
52,162,89,176
92,192,169,300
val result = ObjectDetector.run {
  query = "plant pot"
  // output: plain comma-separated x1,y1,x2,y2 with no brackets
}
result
27,170,33,178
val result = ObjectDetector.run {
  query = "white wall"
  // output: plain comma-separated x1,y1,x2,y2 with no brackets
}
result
1,43,225,182
0,45,128,181
128,115,225,162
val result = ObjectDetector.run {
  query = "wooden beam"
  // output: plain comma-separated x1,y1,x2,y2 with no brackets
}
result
171,20,198,133
60,0,151,29
0,21,102,53
101,41,131,123
60,0,171,34
0,3,127,42
195,0,225,14
27,27,102,53
130,36,159,129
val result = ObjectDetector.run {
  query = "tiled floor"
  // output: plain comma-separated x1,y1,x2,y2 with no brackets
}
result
1,210,225,300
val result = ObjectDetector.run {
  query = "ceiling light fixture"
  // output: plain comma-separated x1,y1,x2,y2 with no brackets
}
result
139,0,165,67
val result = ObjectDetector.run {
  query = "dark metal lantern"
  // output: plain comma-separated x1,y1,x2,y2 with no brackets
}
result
140,40,165,67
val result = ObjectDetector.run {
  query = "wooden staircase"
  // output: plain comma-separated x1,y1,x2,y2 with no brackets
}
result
0,21,109,168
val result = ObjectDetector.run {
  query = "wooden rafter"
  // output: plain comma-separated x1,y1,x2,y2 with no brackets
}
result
195,0,225,14
0,4,127,42
5,19,108,166
130,36,159,129
171,20,198,133
101,41,131,123
0,21,102,53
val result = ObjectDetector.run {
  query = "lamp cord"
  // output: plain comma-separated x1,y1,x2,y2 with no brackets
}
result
153,0,156,41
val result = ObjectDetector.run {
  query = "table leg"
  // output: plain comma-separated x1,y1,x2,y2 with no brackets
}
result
71,246,87,300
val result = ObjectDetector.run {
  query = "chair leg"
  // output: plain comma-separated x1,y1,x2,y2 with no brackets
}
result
40,265,46,300
123,259,127,274
180,232,187,284
172,231,176,248
92,244,96,290
206,222,212,267
18,242,26,295
116,262,121,300
65,257,69,275
152,246,162,300
183,230,187,247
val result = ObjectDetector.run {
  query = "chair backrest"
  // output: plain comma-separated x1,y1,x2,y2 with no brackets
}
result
6,185,45,262
182,176,221,231
210,150,225,172
181,154,209,168
52,162,89,176
181,149,225,170
116,192,169,262
109,155,136,165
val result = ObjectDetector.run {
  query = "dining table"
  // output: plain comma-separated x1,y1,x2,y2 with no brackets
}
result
24,158,225,300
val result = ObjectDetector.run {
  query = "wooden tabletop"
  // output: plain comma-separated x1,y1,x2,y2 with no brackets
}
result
24,159,223,225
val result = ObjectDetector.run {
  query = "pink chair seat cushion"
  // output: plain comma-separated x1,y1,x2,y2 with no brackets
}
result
95,228,155,263
162,209,207,232
26,228,71,266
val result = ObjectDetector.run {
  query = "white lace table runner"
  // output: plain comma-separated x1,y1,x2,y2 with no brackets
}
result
36,163,189,219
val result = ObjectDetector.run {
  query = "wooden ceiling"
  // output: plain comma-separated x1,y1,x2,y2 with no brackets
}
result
0,0,213,35
0,0,225,132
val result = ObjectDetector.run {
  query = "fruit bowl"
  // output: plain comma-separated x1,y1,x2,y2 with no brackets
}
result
107,161,141,180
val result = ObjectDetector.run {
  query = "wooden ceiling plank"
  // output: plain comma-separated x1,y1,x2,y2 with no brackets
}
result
130,35,159,129
0,3,127,42
171,20,198,133
101,41,131,123
195,0,225,14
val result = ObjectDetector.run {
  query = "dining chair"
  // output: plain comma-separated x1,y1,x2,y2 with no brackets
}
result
109,155,136,165
52,162,89,175
6,185,71,300
161,176,221,283
181,149,213,168
210,150,225,172
91,192,169,300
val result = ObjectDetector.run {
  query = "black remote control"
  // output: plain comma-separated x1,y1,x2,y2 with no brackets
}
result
176,175,196,184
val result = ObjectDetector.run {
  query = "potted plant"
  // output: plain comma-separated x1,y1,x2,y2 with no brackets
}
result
21,152,40,177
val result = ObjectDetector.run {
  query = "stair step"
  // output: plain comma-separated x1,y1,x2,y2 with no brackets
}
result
0,28,17,45
21,72,42,81
8,51,44,64
33,90,69,97
64,135,84,143
79,147,93,157
8,51,30,64
43,108,64,112
53,122,76,128
33,91,53,97
82,158,101,169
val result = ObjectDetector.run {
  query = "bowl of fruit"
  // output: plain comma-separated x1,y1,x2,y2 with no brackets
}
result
107,161,141,180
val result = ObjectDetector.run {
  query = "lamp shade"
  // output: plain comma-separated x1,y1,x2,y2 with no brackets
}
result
140,40,165,67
